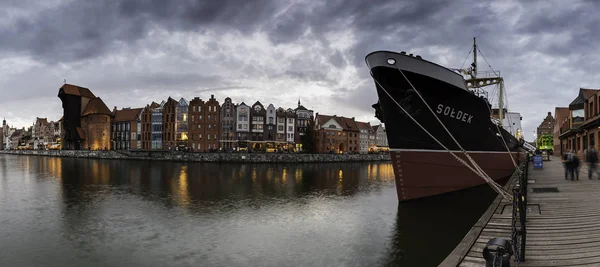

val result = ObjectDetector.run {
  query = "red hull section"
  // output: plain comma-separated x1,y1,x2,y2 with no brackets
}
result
391,150,523,201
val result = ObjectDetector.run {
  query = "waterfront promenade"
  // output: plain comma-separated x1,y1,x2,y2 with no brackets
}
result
0,149,390,163
444,157,600,266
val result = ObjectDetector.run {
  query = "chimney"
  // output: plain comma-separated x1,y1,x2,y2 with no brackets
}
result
352,117,355,121
211,94,215,99
113,106,117,112
548,112,551,116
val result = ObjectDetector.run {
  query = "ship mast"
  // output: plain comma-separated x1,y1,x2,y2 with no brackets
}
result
464,37,504,124
472,37,477,79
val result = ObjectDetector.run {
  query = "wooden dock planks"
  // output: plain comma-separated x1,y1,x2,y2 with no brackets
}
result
442,157,600,266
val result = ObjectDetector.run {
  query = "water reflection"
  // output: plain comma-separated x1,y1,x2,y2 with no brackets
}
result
37,157,396,210
382,180,502,266
0,155,498,267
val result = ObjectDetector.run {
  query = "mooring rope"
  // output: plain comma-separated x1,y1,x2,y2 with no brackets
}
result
486,83,520,174
370,75,512,200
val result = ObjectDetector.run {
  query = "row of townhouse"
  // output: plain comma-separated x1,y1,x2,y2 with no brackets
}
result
555,88,600,158
55,83,389,153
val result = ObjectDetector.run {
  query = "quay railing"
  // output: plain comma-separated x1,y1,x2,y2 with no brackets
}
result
511,155,529,263
483,156,528,266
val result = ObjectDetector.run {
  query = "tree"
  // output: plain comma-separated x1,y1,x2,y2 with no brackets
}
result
301,122,316,154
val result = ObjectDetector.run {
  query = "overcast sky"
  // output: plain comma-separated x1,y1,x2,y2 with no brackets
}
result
1,0,597,141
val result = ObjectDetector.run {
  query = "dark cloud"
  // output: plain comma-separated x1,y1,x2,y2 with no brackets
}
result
0,0,282,63
3,0,600,140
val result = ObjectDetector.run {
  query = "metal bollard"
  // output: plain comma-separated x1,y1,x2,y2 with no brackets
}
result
482,238,513,267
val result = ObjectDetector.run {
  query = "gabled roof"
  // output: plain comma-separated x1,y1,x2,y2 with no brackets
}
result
570,88,599,108
316,114,359,132
82,98,113,116
178,97,189,106
372,125,381,132
59,84,96,98
338,117,359,132
113,108,143,122
295,105,308,111
149,102,160,109
355,121,372,131
252,101,264,108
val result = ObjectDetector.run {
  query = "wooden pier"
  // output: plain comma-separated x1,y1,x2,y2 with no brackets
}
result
441,156,600,266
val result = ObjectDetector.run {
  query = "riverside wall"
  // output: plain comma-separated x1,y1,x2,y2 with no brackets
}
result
0,150,391,163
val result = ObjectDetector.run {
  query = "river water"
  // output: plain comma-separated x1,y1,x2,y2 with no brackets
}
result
0,155,498,266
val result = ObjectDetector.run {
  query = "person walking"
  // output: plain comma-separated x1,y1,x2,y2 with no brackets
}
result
563,150,572,180
573,151,580,181
587,147,599,179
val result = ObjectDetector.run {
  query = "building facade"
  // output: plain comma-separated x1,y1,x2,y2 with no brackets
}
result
554,107,569,155
294,99,314,152
313,114,359,153
265,104,277,142
140,102,159,149
58,84,112,150
188,97,205,151
162,97,178,150
559,88,598,158
236,102,250,150
152,101,164,150
220,97,237,150
250,101,266,151
537,111,555,138
188,95,220,152
355,121,373,154
276,108,287,146
372,125,388,148
32,117,51,149
112,107,143,150
286,109,296,148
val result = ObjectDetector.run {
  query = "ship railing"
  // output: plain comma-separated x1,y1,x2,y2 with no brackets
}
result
511,156,529,263
477,70,502,78
490,117,502,126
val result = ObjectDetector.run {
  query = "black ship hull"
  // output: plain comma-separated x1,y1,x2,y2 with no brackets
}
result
366,51,524,201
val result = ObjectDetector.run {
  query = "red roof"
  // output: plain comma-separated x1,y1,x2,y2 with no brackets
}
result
113,108,143,122
316,114,359,132
355,121,372,131
82,98,113,116
582,88,599,99
60,84,96,98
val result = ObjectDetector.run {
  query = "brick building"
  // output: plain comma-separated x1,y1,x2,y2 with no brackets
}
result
537,112,555,137
112,107,143,150
58,84,113,150
140,102,159,149
313,114,360,153
188,95,221,152
220,97,237,150
559,88,598,158
162,97,189,150
553,107,569,155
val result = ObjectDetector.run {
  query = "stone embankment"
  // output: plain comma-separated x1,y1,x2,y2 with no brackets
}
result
0,150,391,163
